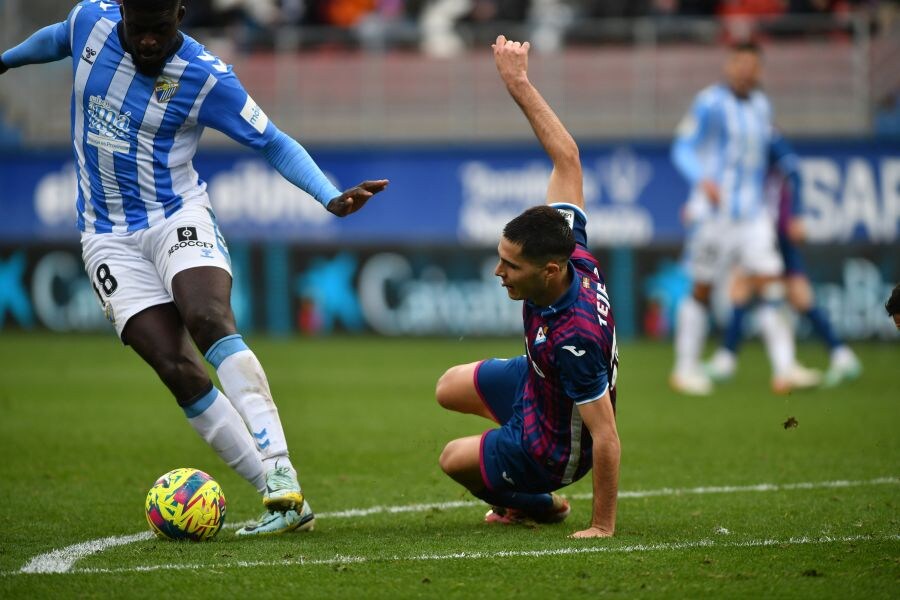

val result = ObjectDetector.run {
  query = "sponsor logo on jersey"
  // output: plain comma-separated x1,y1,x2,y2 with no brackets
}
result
154,77,180,103
86,95,131,153
177,226,197,242
169,227,214,256
562,345,586,357
240,95,269,135
81,46,97,65
556,208,575,230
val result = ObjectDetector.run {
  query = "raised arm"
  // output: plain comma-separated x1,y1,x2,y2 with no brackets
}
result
492,35,583,209
0,22,71,75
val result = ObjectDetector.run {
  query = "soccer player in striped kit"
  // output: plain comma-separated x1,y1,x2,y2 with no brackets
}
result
437,35,621,539
705,133,861,388
669,41,819,396
0,0,388,535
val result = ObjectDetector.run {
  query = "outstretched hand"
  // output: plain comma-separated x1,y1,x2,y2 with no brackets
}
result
326,179,389,217
492,34,530,87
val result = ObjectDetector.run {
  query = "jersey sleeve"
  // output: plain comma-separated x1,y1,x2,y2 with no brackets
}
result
197,68,278,150
550,202,588,248
1,21,71,68
555,335,609,405
671,90,717,186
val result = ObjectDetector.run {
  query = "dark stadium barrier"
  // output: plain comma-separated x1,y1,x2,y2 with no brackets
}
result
0,243,896,340
0,141,896,338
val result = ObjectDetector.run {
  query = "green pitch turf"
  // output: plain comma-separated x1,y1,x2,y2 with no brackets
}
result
0,333,897,598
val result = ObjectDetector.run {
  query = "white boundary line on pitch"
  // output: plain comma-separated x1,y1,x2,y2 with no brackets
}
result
25,534,900,576
13,475,899,575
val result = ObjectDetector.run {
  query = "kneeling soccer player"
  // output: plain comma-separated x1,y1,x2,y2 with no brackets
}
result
436,35,620,539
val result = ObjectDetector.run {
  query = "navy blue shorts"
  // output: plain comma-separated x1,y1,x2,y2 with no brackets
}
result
778,234,806,276
474,357,559,494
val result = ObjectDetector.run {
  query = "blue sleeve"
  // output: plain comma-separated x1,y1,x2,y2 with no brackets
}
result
671,93,715,185
261,131,342,207
769,131,802,216
1,22,70,68
197,68,278,151
550,203,588,247
555,336,608,404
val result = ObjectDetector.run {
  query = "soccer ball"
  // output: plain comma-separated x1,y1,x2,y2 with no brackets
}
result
145,468,226,541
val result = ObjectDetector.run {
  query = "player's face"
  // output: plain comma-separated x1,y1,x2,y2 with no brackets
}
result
495,237,548,303
120,1,185,77
725,50,761,98
893,314,900,330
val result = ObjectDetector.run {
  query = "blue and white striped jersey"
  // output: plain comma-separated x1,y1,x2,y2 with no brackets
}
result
42,0,280,233
672,83,774,221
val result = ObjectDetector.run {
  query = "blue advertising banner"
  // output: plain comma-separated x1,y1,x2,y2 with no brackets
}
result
1,140,897,245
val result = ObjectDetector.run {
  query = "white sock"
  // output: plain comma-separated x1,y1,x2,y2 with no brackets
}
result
675,296,708,376
216,348,294,474
757,303,794,379
184,387,266,493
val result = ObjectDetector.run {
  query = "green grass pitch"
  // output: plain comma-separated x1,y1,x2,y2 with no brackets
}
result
0,333,897,598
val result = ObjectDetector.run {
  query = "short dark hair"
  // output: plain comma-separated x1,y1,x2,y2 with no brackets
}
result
122,0,182,11
731,40,762,56
886,283,900,316
502,206,575,265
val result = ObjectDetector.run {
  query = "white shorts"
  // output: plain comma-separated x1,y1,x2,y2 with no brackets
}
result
684,212,783,284
81,204,232,339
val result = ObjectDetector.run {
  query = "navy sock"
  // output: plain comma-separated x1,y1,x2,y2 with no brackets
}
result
473,488,553,515
805,306,841,350
723,305,748,354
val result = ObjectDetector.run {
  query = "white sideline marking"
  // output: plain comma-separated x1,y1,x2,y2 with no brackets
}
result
53,534,900,575
19,532,153,574
318,476,900,519
15,476,899,575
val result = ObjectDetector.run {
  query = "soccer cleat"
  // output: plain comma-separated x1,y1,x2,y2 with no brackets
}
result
772,364,822,394
235,500,316,537
484,494,570,525
484,506,527,525
263,464,304,511
669,371,713,396
822,346,861,388
704,348,737,383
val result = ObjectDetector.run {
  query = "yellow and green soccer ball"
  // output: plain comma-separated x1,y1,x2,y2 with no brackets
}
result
145,468,226,541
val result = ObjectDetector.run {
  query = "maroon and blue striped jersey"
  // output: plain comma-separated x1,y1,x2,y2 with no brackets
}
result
519,203,618,486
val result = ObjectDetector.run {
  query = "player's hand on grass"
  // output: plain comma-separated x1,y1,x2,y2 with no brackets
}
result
326,179,389,217
569,526,614,539
492,34,530,88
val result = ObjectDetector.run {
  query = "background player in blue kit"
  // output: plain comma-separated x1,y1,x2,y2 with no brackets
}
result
436,35,621,539
0,0,388,536
705,133,861,388
669,42,819,396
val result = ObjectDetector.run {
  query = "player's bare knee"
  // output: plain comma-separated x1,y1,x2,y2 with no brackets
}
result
181,302,234,351
438,440,461,475
435,366,464,410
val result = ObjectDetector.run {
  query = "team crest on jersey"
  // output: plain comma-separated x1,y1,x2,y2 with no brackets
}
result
154,77,180,103
582,276,591,288
534,326,548,345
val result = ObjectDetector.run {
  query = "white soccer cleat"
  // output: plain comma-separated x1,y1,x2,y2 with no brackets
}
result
670,371,713,396
822,346,861,388
236,500,316,537
263,464,304,511
772,364,822,394
705,348,737,382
